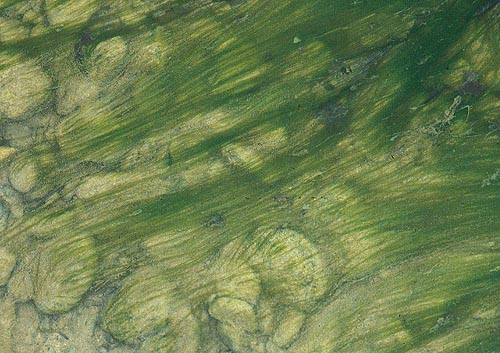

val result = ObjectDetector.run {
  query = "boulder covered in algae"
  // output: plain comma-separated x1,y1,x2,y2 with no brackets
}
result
0,0,499,352
0,61,51,120
103,268,199,352
0,247,16,287
8,155,39,194
248,228,329,310
0,297,15,353
32,234,98,314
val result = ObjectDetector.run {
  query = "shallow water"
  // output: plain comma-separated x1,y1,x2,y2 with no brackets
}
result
0,0,499,352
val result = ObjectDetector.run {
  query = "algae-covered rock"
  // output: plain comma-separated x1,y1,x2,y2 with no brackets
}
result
216,322,265,353
0,17,29,44
33,234,98,314
140,313,200,353
209,297,258,333
56,76,100,116
129,27,170,72
89,37,128,81
8,155,38,193
0,202,9,231
46,0,99,28
104,267,200,352
6,252,35,303
0,147,16,162
213,241,261,304
221,128,288,174
11,303,42,353
2,114,57,150
0,297,15,353
3,123,34,149
272,310,305,348
36,297,108,353
0,185,23,219
249,228,329,309
0,247,16,287
0,61,51,119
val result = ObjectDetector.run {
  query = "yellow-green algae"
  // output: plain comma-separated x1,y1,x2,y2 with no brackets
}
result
0,0,499,352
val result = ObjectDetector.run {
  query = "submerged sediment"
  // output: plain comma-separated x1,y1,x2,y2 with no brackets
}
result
0,0,499,352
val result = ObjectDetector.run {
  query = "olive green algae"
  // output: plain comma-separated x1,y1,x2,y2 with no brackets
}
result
0,0,500,352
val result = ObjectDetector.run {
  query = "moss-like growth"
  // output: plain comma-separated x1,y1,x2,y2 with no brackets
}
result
249,228,329,310
0,61,51,120
103,268,199,352
0,247,16,286
32,234,97,314
8,154,38,194
0,297,15,352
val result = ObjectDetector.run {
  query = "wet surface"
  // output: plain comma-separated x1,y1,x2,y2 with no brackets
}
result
0,0,500,352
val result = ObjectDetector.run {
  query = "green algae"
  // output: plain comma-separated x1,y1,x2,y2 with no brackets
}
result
0,0,499,352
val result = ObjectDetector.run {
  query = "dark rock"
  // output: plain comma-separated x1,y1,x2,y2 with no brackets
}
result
206,212,225,228
74,32,93,63
459,71,486,96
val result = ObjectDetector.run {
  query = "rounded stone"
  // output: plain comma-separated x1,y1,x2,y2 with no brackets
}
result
33,234,97,314
9,158,38,193
89,37,128,81
0,61,51,119
0,247,16,286
209,297,257,333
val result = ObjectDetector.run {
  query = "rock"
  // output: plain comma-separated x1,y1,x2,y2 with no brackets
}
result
141,314,200,353
104,267,200,351
7,268,34,303
3,123,34,149
141,333,177,353
256,300,275,335
46,0,99,27
33,234,98,314
209,297,257,333
0,61,51,119
213,241,261,304
8,156,38,193
38,299,107,353
129,27,169,72
249,228,329,310
0,17,29,44
108,346,136,353
326,48,387,94
89,37,128,81
0,247,16,287
459,71,486,96
0,147,16,162
220,128,288,172
56,76,99,116
216,323,265,353
317,103,349,131
0,297,15,353
266,341,286,353
0,202,9,231
272,310,305,348
74,173,130,200
11,303,42,353
104,268,182,344
0,185,24,219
